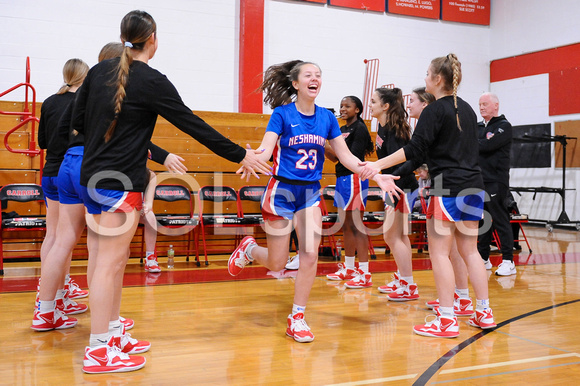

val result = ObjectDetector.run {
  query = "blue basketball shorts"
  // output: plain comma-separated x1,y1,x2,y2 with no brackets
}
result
261,178,321,221
57,146,85,205
41,176,59,203
82,188,143,215
427,191,485,222
334,174,368,211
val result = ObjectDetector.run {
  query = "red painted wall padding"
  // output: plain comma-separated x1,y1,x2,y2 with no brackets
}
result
239,0,265,113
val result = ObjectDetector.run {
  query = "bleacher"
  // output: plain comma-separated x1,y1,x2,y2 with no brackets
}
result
1,99,396,266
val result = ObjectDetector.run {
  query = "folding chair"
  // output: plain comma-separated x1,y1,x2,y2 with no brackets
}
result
237,185,266,232
197,186,241,263
492,212,532,254
0,183,46,275
149,184,198,265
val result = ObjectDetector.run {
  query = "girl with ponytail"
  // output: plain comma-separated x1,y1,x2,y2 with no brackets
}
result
229,60,401,343
369,87,421,300
360,53,496,338
72,10,269,374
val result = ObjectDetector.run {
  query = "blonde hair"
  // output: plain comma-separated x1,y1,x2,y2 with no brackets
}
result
98,42,124,62
105,10,156,143
56,59,88,95
430,53,462,130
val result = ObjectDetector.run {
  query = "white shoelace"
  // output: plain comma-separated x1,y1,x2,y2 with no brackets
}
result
292,318,310,332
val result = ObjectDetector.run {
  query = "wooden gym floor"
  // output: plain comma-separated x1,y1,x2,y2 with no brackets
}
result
1,224,579,385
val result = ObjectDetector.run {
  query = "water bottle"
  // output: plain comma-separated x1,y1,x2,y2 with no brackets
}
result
167,245,175,269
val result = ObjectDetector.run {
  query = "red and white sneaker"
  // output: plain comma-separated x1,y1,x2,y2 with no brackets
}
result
120,316,134,331
378,272,400,294
426,299,439,309
144,254,161,273
228,236,256,276
31,309,78,331
413,310,459,338
468,308,497,329
82,337,146,374
56,296,88,315
65,277,88,299
326,263,356,281
344,269,372,289
111,326,151,354
286,313,314,343
454,297,474,316
387,279,419,301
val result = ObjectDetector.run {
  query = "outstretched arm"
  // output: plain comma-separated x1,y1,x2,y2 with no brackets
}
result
237,131,277,180
359,148,407,180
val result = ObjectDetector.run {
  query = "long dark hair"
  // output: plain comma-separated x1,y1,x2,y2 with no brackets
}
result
105,10,157,142
344,95,374,157
259,60,320,109
374,87,411,141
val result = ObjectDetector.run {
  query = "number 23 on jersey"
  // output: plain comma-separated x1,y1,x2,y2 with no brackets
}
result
295,149,318,170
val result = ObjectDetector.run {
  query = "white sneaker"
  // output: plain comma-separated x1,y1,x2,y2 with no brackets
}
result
285,254,299,270
495,260,516,276
483,259,492,270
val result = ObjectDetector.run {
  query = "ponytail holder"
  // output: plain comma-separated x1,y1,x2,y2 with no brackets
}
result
124,41,133,48
446,54,453,61
66,83,71,87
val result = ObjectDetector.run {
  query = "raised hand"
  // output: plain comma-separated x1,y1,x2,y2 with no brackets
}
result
163,153,187,174
373,174,404,203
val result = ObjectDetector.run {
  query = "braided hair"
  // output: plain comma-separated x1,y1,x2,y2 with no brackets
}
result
105,10,157,143
429,53,463,130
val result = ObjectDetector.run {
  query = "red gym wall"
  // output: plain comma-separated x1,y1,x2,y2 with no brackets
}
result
490,42,580,117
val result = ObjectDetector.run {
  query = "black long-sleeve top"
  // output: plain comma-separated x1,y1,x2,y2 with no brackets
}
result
335,119,373,177
38,92,76,176
72,58,246,192
58,96,169,165
403,96,483,196
376,122,418,191
478,114,512,188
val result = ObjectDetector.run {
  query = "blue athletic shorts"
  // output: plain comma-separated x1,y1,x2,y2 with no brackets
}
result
385,190,417,214
261,178,320,221
81,188,143,215
57,146,85,205
41,176,59,203
334,174,368,211
427,191,485,222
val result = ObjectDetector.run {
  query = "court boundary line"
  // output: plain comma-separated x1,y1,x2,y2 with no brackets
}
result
413,298,580,385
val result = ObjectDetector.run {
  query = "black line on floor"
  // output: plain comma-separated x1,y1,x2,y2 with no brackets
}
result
412,298,580,385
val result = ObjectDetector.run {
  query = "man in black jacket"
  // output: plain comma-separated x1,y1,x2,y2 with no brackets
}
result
477,92,516,276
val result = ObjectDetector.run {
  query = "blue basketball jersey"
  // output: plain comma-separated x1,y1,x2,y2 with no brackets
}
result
267,103,341,182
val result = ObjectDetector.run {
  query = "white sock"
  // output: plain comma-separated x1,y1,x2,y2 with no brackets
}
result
146,251,154,258
476,299,490,310
455,288,469,299
38,300,56,313
345,256,356,270
292,304,305,316
439,306,454,318
245,243,256,261
359,261,369,273
108,320,123,337
502,259,513,265
89,333,110,348
401,275,414,285
64,274,71,283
